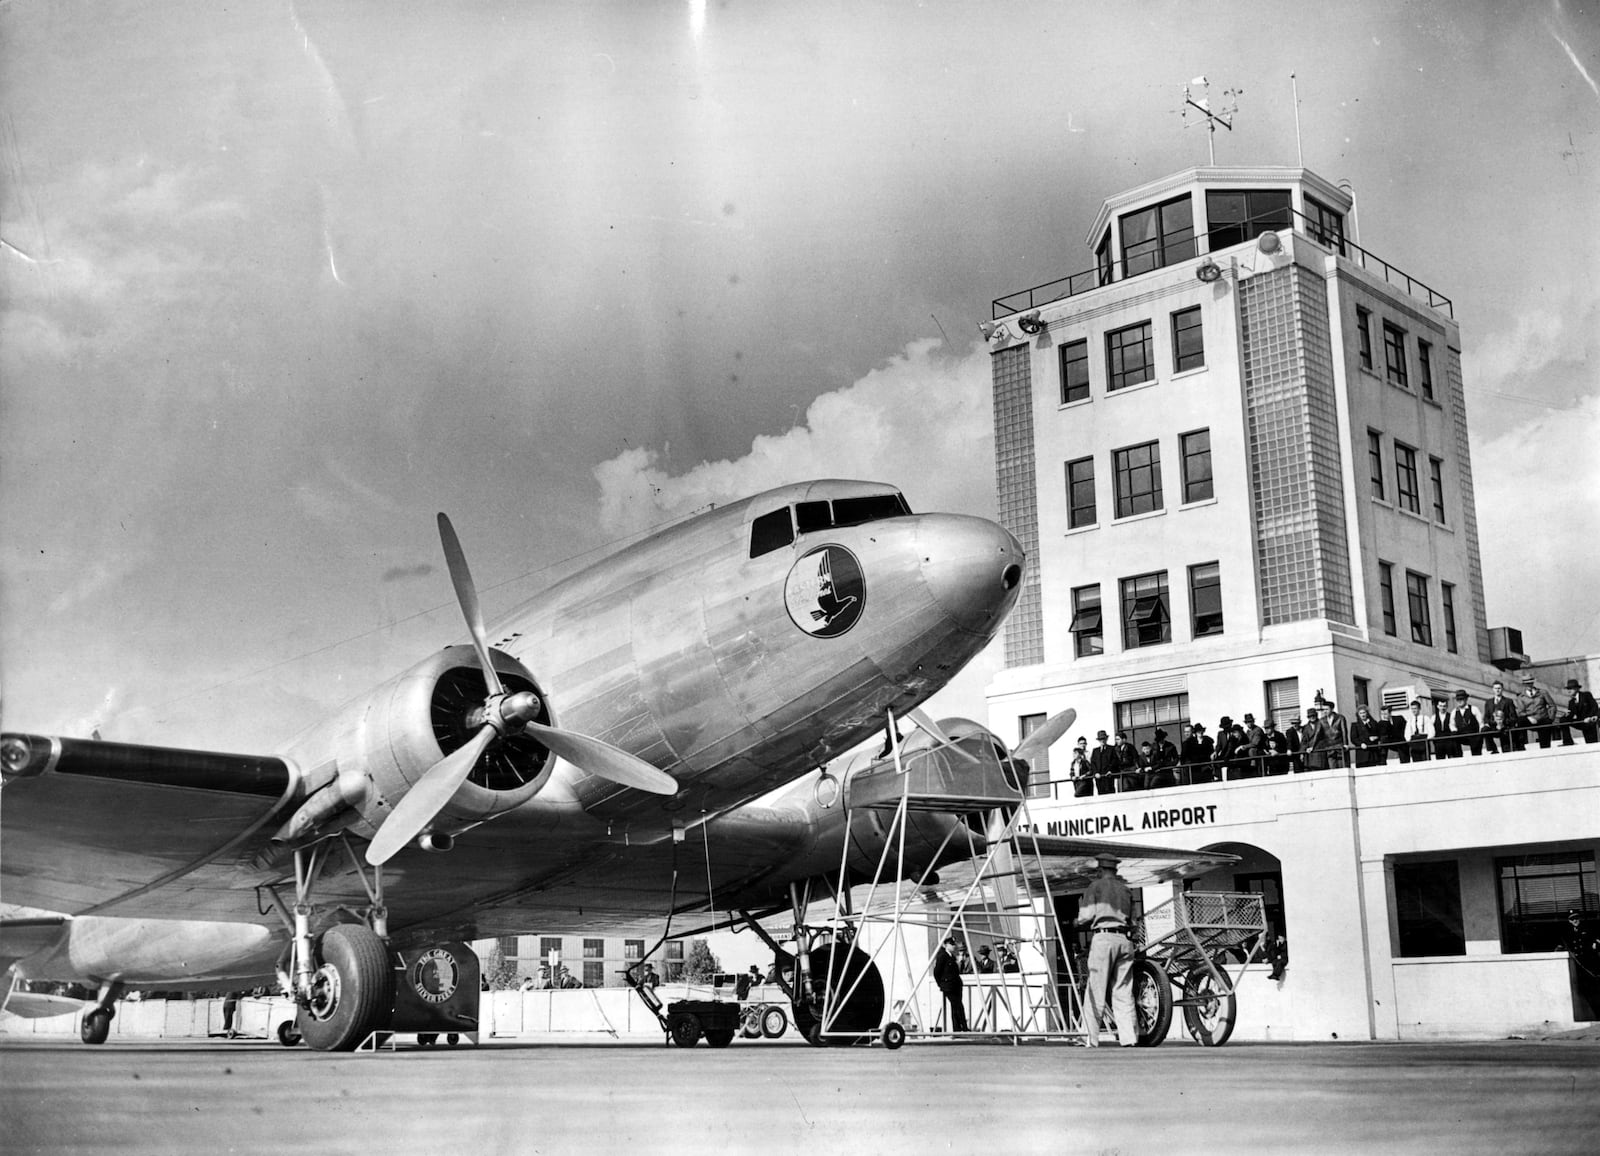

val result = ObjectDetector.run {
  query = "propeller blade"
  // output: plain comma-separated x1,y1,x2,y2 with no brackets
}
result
437,512,504,698
525,721,677,796
905,708,981,762
1014,708,1077,764
366,726,495,866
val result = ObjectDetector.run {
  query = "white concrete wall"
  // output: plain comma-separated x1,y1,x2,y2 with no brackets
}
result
1390,955,1581,1039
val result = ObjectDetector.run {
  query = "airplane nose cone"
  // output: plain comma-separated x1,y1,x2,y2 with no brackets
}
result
917,515,1026,636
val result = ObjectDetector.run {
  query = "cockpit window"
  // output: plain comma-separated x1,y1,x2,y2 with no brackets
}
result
832,493,912,527
749,508,795,558
795,501,833,535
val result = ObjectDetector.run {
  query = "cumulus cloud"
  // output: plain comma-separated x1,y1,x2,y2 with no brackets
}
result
593,338,996,536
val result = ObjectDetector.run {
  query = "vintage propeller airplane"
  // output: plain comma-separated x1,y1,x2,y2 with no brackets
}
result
2,478,1229,1050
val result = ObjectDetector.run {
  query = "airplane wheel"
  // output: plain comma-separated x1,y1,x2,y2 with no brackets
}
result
295,924,396,1052
704,1028,735,1048
760,1005,788,1039
1182,956,1237,1047
881,1021,906,1050
1132,957,1173,1047
80,1009,112,1046
417,1033,438,1047
669,1014,702,1048
740,1006,763,1038
277,1020,303,1047
445,1033,460,1047
797,941,883,1045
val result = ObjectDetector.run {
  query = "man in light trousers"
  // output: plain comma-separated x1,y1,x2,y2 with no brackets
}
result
1077,853,1137,1047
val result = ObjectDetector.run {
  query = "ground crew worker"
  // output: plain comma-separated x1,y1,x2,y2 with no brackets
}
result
932,935,968,1033
1076,854,1137,1047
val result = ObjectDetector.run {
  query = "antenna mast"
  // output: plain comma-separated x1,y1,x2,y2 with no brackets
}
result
1181,77,1242,165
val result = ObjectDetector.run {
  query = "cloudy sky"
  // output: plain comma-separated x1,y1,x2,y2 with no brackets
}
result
2,0,1597,753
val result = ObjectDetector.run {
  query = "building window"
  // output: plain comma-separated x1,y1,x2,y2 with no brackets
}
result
1180,429,1213,503
1442,582,1458,654
1394,443,1420,514
1353,676,1371,709
583,961,606,987
583,938,604,959
1096,232,1113,286
1429,456,1446,523
624,939,645,961
1406,570,1433,646
1017,714,1052,799
1367,430,1386,500
1171,306,1204,373
1066,457,1097,529
1189,561,1223,637
1113,441,1163,517
1205,189,1291,251
1114,692,1189,754
1379,562,1397,636
1264,677,1300,727
1059,338,1090,404
1070,584,1103,657
1497,852,1598,953
1356,307,1373,371
1236,872,1288,940
1383,322,1409,388
1120,571,1170,649
1121,194,1195,276
665,940,685,981
1395,860,1465,957
1418,340,1435,401
1305,194,1345,255
1106,322,1154,392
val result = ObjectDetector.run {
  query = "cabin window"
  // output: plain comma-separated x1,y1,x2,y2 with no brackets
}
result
795,501,833,534
749,508,794,558
833,493,910,527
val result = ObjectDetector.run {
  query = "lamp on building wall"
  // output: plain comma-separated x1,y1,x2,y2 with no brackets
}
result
1256,231,1282,254
1195,260,1223,283
1016,310,1045,334
978,321,996,339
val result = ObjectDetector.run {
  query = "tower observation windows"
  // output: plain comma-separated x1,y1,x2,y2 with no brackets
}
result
1205,189,1291,251
1120,194,1195,277
1305,194,1346,255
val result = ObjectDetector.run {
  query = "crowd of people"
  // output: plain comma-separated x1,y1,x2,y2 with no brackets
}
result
1063,675,1599,797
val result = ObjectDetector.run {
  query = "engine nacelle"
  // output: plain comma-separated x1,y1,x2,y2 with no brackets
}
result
278,645,556,845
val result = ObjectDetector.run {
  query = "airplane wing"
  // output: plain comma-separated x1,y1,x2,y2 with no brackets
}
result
0,734,297,915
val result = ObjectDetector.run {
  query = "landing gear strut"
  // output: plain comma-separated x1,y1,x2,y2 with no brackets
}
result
266,837,396,1052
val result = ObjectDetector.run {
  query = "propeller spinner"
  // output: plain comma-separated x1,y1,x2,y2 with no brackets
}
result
366,514,676,866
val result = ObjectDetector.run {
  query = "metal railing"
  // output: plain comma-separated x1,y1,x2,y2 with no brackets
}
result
991,205,1453,321
1044,720,1597,800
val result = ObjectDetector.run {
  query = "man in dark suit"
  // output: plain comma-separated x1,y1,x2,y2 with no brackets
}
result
1349,704,1386,767
1481,680,1516,754
1148,728,1181,789
1088,730,1118,794
931,936,967,1033
1112,731,1143,792
1450,690,1483,756
1181,724,1214,784
1561,677,1600,745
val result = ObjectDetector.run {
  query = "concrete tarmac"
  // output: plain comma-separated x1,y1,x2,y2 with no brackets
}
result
3,1035,1597,1156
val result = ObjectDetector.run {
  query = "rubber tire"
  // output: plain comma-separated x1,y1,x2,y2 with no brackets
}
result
445,1033,460,1047
670,1014,702,1048
741,1006,763,1039
417,1033,438,1047
704,1028,735,1048
795,941,884,1046
294,924,396,1052
277,1020,302,1047
1182,956,1238,1047
80,1009,112,1046
881,1021,906,1050
1131,957,1174,1047
760,1005,788,1039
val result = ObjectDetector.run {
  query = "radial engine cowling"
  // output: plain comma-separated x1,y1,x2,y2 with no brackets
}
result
280,645,557,844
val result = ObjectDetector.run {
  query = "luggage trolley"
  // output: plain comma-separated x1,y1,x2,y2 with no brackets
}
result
803,723,1084,1048
1132,889,1267,1046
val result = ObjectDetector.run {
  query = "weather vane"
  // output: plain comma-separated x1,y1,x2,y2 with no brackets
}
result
1181,77,1242,165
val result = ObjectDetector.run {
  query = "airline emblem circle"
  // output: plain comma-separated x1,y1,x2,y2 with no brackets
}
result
784,545,865,638
412,946,461,1004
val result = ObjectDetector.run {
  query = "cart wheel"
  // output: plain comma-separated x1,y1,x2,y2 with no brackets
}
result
670,1014,702,1048
1131,958,1173,1047
1182,956,1238,1047
277,1020,302,1048
704,1028,735,1048
740,1006,762,1038
445,1033,460,1047
881,1021,906,1050
416,1033,438,1047
760,1005,788,1039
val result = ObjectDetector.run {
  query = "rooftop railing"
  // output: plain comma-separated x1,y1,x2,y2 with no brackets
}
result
992,205,1454,321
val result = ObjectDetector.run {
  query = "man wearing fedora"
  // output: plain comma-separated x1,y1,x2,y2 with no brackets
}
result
931,935,968,1033
1561,676,1600,745
1517,673,1558,750
1450,690,1484,757
1089,730,1118,795
1076,854,1137,1047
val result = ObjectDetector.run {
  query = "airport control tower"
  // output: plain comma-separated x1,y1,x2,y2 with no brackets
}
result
982,166,1513,757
